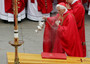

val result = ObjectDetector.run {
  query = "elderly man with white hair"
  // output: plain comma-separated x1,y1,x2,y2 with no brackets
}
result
43,2,84,57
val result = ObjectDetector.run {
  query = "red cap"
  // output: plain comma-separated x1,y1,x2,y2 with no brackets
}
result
58,2,66,7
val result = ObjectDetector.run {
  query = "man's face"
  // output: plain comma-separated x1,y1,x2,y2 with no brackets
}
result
56,7,65,15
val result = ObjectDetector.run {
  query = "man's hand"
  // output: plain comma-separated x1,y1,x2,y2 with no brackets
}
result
42,16,47,20
55,20,60,26
66,4,71,9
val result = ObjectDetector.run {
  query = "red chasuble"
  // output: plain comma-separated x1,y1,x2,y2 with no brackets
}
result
78,0,81,2
24,0,28,6
43,11,83,57
69,1,86,57
5,0,25,14
25,0,28,4
37,0,53,13
43,14,60,52
89,0,90,3
57,0,66,3
31,0,35,3
82,0,87,4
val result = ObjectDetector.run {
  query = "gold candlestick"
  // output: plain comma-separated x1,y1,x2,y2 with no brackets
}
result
9,0,24,64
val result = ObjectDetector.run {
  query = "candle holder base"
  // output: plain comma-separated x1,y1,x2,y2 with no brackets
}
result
9,40,24,47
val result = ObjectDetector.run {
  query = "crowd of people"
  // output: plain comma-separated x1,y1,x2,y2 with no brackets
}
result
0,0,89,22
0,0,87,57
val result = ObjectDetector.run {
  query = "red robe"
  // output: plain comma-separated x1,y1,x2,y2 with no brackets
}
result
5,0,25,14
31,0,35,3
79,0,81,2
69,1,86,57
43,14,59,52
82,0,87,4
37,0,53,14
89,0,90,3
24,0,28,6
43,11,83,57
53,11,83,57
57,0,66,3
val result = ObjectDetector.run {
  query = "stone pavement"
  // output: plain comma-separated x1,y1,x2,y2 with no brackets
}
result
0,13,90,64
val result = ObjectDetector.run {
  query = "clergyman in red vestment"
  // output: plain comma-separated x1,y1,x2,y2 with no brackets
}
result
43,2,83,57
66,0,86,57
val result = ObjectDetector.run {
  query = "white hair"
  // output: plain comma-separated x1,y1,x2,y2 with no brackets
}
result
56,4,67,10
